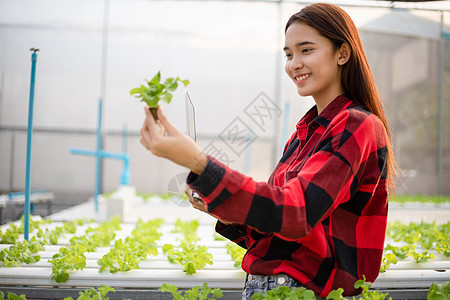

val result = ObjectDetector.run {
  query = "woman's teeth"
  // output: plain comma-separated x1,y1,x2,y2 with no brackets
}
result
296,74,311,81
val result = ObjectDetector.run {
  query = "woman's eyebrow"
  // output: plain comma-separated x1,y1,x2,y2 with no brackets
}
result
283,41,315,51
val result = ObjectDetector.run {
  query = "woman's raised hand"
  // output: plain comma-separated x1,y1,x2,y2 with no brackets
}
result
140,106,207,175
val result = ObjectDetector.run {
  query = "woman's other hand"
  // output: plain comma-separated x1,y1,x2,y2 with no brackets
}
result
185,186,233,225
185,186,208,213
140,106,207,175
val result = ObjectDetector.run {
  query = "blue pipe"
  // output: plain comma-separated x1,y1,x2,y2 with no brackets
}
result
95,100,103,213
24,49,39,241
70,148,130,185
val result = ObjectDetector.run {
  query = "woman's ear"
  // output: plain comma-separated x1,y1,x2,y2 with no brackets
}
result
337,42,351,65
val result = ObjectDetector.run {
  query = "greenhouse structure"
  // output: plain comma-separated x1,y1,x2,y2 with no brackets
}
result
0,0,449,299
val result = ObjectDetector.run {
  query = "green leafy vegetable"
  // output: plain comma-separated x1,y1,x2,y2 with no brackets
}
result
0,214,50,244
130,71,189,108
0,223,20,244
172,219,200,243
389,194,450,204
49,246,87,283
225,242,246,268
381,221,449,272
380,253,397,273
49,216,121,283
250,286,316,300
0,237,44,267
163,241,213,275
0,291,27,300
98,219,162,273
427,282,450,300
326,288,346,300
163,219,213,274
352,275,392,300
37,218,92,245
64,285,115,300
160,283,223,300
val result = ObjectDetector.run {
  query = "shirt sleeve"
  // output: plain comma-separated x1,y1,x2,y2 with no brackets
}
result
187,109,386,241
211,131,300,248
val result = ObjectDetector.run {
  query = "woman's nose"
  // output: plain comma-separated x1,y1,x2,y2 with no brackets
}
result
289,56,303,71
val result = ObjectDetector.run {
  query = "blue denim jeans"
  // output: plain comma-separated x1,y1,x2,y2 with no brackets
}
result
242,273,311,300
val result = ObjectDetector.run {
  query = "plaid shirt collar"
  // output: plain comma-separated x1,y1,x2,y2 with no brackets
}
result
296,94,354,132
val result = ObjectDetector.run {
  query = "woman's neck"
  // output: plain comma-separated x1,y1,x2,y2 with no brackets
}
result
314,89,345,115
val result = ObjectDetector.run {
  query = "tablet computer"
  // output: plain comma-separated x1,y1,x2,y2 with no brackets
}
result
185,90,202,202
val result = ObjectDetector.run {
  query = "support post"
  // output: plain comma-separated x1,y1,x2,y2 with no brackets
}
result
95,99,103,213
24,48,39,240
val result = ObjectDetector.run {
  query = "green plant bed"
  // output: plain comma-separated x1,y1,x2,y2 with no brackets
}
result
0,215,449,299
389,194,450,205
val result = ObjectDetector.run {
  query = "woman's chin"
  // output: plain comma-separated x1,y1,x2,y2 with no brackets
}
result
296,89,311,97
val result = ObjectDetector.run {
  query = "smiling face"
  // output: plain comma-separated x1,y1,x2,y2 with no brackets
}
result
284,22,346,112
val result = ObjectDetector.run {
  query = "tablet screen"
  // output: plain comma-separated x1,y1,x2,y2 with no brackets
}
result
185,90,196,142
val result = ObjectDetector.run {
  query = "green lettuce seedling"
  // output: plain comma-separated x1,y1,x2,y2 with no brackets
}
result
130,71,189,119
427,282,450,300
160,283,223,300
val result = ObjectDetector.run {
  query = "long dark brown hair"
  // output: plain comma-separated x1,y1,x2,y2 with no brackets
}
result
286,3,396,193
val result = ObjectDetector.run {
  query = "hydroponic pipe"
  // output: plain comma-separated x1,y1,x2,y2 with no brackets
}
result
24,48,39,241
95,99,103,213
70,148,131,185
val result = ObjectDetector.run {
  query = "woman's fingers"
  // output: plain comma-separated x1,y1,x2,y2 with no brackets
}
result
140,105,207,173
186,187,199,208
139,120,151,150
157,106,182,137
185,186,204,211
156,119,166,136
143,106,163,133
140,107,166,154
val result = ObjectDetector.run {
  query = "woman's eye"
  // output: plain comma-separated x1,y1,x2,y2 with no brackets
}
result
302,48,312,54
284,53,292,59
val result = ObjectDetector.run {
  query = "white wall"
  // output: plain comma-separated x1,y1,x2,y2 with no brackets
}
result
1,0,448,196
0,0,316,195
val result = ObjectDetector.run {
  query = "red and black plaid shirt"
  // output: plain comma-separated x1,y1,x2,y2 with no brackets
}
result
187,95,388,297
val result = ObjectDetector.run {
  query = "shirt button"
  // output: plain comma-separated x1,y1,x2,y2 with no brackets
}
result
277,276,286,285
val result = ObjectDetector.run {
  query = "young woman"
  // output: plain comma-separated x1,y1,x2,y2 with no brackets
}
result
139,3,395,298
